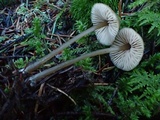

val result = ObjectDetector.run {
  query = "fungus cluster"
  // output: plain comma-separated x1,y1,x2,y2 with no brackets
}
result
25,3,144,85
29,27,144,84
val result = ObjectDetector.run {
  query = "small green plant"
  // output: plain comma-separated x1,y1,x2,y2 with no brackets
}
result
0,36,8,42
4,86,11,94
61,47,96,71
115,53,160,119
32,17,44,38
22,17,46,57
75,58,95,72
121,0,160,45
61,48,76,61
74,20,88,33
17,3,28,15
14,17,47,68
14,57,29,69
34,0,47,9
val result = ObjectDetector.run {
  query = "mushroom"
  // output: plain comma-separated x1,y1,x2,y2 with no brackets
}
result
109,28,144,71
23,3,119,74
28,28,144,85
91,3,120,45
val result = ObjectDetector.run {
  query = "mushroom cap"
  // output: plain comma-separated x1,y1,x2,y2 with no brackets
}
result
91,3,120,45
109,28,144,71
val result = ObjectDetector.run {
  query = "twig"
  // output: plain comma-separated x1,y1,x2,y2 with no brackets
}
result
108,86,118,105
48,4,62,10
0,33,33,53
47,83,77,105
118,0,122,18
48,33,74,38
34,83,45,114
0,88,7,99
93,83,109,86
51,8,66,37
0,55,31,59
96,63,109,73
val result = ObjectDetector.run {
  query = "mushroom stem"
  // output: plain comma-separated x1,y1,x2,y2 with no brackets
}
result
28,44,130,85
24,22,108,74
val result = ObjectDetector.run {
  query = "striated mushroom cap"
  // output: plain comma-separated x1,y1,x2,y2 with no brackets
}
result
91,3,120,45
109,28,144,71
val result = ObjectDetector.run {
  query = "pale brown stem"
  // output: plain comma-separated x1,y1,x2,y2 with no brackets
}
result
28,44,130,86
24,22,108,74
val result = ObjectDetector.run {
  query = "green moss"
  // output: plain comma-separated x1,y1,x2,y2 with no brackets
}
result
70,0,118,27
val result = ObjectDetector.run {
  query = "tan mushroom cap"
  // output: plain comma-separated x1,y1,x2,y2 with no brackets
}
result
91,3,120,45
109,28,144,71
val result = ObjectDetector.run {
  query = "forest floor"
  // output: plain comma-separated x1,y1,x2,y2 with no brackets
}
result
0,0,159,120
0,0,115,119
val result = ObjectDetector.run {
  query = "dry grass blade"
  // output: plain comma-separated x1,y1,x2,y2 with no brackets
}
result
34,83,45,114
47,83,77,105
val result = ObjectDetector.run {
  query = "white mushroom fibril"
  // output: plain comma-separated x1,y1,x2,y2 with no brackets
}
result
91,3,120,45
109,28,144,71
